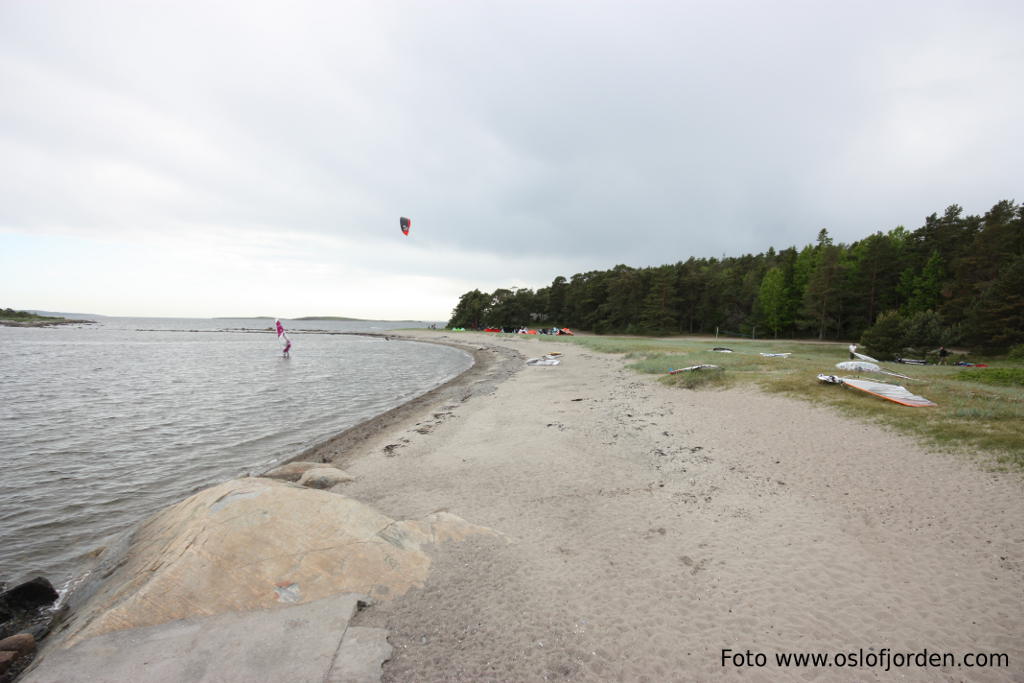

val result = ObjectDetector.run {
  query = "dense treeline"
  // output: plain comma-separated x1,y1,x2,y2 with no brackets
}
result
448,200,1024,353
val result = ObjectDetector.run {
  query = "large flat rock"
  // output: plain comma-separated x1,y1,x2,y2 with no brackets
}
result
53,477,498,648
22,593,391,683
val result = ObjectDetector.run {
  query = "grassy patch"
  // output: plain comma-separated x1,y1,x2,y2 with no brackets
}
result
661,366,728,390
1,307,65,322
567,334,1024,467
953,368,1024,387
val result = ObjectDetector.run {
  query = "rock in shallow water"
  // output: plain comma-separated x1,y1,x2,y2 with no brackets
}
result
0,578,58,614
0,578,59,642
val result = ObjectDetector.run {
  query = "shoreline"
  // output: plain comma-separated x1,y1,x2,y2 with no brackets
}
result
21,330,1024,681
5,332,512,680
0,319,95,328
282,335,524,470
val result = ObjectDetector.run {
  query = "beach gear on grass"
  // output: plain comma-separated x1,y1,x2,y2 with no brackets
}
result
846,350,916,379
668,364,719,374
817,375,936,407
835,361,913,381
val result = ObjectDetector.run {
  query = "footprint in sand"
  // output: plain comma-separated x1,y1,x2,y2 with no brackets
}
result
679,555,709,575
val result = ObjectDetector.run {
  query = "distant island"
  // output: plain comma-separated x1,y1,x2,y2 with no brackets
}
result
293,316,364,321
0,308,95,327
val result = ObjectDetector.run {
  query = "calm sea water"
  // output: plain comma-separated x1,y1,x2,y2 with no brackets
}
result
0,317,471,588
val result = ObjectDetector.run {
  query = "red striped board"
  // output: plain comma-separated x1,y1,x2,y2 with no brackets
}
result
668,364,719,374
840,377,937,407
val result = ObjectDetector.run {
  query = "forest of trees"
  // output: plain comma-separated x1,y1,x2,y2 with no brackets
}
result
447,200,1024,354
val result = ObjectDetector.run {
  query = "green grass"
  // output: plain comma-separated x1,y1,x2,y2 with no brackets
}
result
661,365,728,389
0,307,65,322
953,368,1024,387
566,334,1024,468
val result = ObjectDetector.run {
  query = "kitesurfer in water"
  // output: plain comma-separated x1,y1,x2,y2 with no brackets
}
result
275,319,292,358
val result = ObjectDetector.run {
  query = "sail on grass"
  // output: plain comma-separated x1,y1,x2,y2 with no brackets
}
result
821,376,938,407
836,361,914,381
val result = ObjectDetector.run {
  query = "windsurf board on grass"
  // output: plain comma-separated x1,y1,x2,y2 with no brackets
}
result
526,354,561,366
669,364,719,374
835,361,913,380
760,352,791,357
820,375,937,407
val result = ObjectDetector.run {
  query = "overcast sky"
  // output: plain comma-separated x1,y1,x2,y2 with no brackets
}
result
1,1,1021,319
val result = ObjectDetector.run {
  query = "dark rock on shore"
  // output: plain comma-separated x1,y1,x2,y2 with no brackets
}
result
0,579,60,682
0,635,35,656
1,579,58,614
0,633,37,681
1,578,60,641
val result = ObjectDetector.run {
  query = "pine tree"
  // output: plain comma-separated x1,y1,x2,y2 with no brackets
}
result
757,267,788,338
966,256,1024,352
639,267,678,334
907,250,945,314
802,229,844,339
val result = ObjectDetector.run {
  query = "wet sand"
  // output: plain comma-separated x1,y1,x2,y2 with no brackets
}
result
327,331,1024,681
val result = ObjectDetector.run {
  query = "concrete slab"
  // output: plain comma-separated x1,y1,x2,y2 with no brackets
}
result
327,627,393,683
21,593,389,683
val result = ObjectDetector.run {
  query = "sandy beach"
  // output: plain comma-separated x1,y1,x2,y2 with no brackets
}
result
310,330,1024,681
19,330,1022,683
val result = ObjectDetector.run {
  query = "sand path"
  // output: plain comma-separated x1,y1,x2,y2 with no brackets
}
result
334,332,1023,681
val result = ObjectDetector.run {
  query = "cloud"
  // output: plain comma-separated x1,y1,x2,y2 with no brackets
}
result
1,0,1022,317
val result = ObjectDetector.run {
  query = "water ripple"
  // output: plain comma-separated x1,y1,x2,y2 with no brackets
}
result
0,319,470,584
